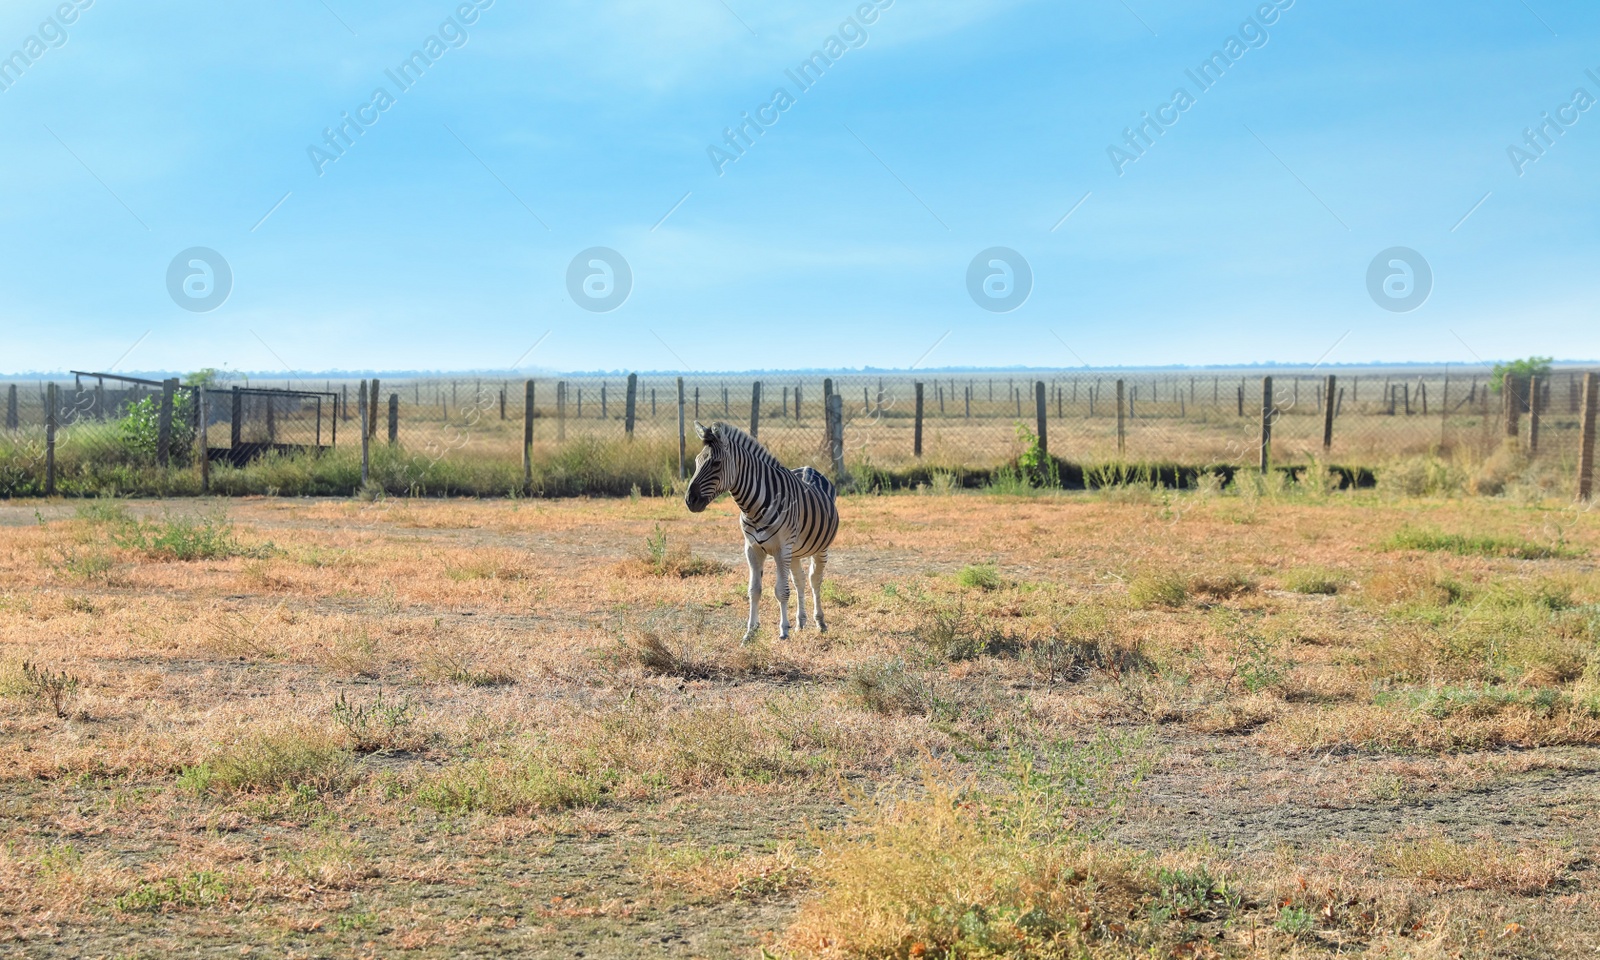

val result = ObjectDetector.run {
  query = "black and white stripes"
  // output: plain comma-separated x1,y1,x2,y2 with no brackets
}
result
685,421,838,641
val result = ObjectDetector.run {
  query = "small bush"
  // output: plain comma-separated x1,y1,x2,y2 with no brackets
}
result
16,661,81,718
181,726,352,795
910,599,999,663
1188,572,1255,601
955,563,1001,591
1128,573,1188,609
1284,567,1340,595
844,658,928,715
622,524,725,578
331,689,418,753
112,512,270,561
114,871,227,913
1026,607,1150,683
416,752,607,815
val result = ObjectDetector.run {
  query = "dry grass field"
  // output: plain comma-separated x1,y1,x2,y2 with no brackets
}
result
2,483,1599,958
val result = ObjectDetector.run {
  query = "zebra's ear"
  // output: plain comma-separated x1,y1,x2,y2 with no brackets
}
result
694,421,717,444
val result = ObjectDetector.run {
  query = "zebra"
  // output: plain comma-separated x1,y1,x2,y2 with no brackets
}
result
684,421,839,642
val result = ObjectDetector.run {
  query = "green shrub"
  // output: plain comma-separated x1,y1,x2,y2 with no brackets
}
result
1128,573,1188,609
955,563,1001,591
112,513,269,561
181,727,352,795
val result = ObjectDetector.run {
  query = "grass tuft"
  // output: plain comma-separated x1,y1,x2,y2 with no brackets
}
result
955,563,1002,591
1383,527,1578,560
1128,573,1189,609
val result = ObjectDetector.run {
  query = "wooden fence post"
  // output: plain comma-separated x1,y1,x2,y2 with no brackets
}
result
265,395,277,444
624,373,637,438
358,380,369,488
828,393,846,480
1115,380,1126,456
4,384,16,431
499,388,506,421
1504,375,1521,438
157,378,177,467
1577,372,1597,501
45,383,57,496
368,378,381,440
677,377,687,480
601,383,608,421
388,393,399,445
523,380,534,493
795,384,803,420
913,382,924,457
231,387,242,450
1259,377,1275,474
1322,374,1336,454
1035,381,1047,459
1528,375,1542,455
557,382,567,441
199,389,210,492
822,378,834,448
750,381,761,440
1236,385,1243,417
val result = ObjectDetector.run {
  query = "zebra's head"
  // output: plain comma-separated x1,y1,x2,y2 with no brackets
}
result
684,421,725,513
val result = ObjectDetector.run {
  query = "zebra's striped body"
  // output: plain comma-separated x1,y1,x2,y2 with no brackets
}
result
685,421,838,641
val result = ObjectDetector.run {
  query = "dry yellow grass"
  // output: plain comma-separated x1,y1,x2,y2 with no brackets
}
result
0,488,1597,956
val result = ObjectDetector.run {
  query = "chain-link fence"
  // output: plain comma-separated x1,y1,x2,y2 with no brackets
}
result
3,367,1596,497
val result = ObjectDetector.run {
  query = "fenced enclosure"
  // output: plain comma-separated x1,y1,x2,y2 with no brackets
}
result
2,366,1597,499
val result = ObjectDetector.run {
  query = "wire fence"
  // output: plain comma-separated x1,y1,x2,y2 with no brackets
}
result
3,367,1597,497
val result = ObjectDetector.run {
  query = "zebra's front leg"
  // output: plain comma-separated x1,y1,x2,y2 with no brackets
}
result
773,543,793,640
743,541,764,643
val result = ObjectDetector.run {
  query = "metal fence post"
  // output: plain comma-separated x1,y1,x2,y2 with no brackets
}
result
358,380,369,488
750,381,761,439
625,373,637,438
1578,372,1597,501
231,387,242,451
1115,379,1126,456
1260,376,1273,475
157,378,177,468
1034,381,1047,459
914,381,924,458
1322,374,1336,454
677,377,687,480
45,383,57,496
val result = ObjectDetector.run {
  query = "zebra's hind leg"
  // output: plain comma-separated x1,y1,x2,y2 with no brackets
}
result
790,556,808,629
808,554,827,633
773,543,793,640
742,541,763,643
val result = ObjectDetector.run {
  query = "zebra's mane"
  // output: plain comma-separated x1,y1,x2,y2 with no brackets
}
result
712,421,785,470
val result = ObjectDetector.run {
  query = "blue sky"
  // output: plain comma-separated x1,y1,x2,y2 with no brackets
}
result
1,0,1596,374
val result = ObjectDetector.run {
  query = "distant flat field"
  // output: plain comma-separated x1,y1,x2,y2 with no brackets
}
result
1,490,1598,958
